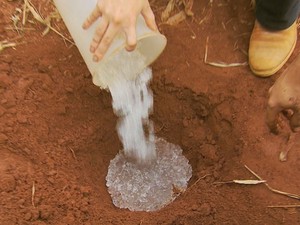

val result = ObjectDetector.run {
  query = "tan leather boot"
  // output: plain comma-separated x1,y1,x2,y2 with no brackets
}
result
249,20,297,77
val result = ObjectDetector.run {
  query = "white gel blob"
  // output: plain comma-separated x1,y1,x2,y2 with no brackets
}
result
106,138,192,212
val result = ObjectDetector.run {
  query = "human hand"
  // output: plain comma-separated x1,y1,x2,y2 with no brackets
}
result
82,0,158,62
266,54,300,133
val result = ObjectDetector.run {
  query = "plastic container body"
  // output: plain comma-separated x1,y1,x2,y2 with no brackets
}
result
53,0,167,89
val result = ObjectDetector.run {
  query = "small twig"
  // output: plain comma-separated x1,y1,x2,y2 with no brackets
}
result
185,174,211,193
48,26,74,45
268,205,300,208
0,41,17,52
5,26,36,31
245,165,300,200
239,48,248,56
183,19,196,39
206,61,248,68
23,0,28,25
197,3,212,26
69,147,77,160
221,22,226,30
31,181,35,207
204,36,209,62
214,180,266,185
204,36,248,68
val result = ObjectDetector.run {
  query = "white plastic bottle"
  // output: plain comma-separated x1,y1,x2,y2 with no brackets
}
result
53,0,167,89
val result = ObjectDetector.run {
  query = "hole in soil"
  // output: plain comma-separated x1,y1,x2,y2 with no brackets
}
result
151,77,242,184
79,75,243,207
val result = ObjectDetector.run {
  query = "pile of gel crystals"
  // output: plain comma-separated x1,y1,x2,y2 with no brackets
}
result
104,50,192,211
106,138,192,211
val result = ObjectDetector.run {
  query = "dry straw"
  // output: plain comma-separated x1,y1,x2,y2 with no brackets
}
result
0,40,17,52
215,164,300,203
244,165,300,200
23,0,74,44
205,37,248,67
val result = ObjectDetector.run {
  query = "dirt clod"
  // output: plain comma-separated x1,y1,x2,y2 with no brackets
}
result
0,133,8,144
0,74,12,87
198,202,212,216
39,205,53,220
0,174,16,192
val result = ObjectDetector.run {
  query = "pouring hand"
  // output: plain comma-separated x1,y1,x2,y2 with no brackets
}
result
82,0,158,62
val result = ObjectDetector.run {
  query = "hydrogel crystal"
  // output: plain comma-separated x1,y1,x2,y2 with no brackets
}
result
104,50,156,165
106,138,192,212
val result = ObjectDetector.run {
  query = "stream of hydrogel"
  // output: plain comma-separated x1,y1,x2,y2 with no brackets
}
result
103,50,156,165
102,50,192,211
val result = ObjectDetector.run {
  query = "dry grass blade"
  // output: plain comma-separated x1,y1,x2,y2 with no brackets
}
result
266,186,300,200
31,181,36,207
183,174,212,195
24,0,74,44
69,147,77,160
206,62,248,67
204,37,248,67
204,37,209,62
5,27,35,31
182,0,194,16
214,180,266,185
0,41,17,52
11,7,22,33
165,10,187,26
245,165,300,200
25,0,45,24
161,0,194,25
233,180,266,185
279,151,288,162
161,0,175,22
268,205,300,208
22,1,27,25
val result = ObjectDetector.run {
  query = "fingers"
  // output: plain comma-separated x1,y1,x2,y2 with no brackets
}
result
93,24,119,62
266,105,281,134
141,3,158,31
82,6,102,29
124,23,137,52
90,18,109,53
290,108,300,131
86,1,157,61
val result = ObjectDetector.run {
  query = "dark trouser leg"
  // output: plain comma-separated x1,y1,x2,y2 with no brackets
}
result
256,0,300,30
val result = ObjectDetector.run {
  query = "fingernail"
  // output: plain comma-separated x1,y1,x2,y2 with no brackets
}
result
90,46,95,53
125,45,136,52
93,55,99,62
